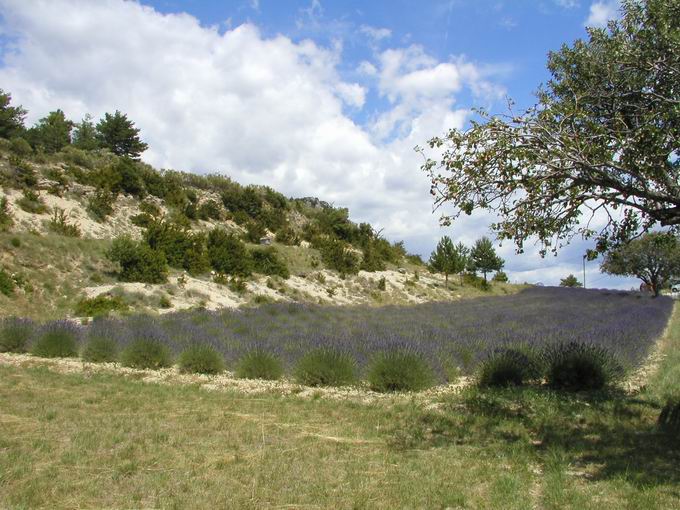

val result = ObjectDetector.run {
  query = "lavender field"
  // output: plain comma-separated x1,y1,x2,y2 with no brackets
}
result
14,287,672,382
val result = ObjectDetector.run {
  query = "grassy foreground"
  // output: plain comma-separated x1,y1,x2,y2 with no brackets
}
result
1,307,679,509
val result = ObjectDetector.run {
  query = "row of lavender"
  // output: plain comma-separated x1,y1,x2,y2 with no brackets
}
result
3,287,673,382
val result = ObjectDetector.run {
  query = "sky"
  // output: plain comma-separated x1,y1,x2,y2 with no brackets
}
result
0,0,636,289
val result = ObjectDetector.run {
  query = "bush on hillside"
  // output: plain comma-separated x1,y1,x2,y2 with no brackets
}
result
543,342,623,391
0,197,13,231
106,235,168,283
0,268,15,296
81,335,118,363
207,228,253,276
294,349,356,387
236,349,284,380
318,238,359,276
178,344,225,375
17,189,48,214
48,208,81,237
367,350,434,392
9,137,32,157
251,247,290,279
74,294,128,317
0,317,34,353
197,199,222,221
87,190,115,222
120,337,173,369
31,322,80,358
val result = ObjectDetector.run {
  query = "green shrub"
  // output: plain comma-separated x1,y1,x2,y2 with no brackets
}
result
377,276,386,291
120,337,173,369
236,349,284,380
159,295,172,308
251,247,290,278
207,228,253,276
139,200,162,217
48,208,81,237
0,268,15,296
9,156,37,188
0,197,13,231
478,348,542,387
81,335,118,363
74,294,128,317
106,236,168,283
367,350,434,392
130,212,154,228
10,237,21,247
197,199,222,221
178,344,225,374
17,189,48,214
294,349,356,387
0,318,34,353
9,137,33,157
318,238,359,276
87,190,115,222
543,342,623,391
31,324,80,358
492,271,509,283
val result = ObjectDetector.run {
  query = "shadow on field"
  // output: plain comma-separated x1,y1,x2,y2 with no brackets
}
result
390,388,680,491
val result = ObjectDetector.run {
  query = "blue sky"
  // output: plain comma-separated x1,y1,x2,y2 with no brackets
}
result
0,0,632,288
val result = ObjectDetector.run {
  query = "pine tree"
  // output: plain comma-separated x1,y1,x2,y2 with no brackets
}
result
470,237,504,282
96,110,148,159
72,114,100,150
0,89,26,139
27,110,73,153
429,236,468,287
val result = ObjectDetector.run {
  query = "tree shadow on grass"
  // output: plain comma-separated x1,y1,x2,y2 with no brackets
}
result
390,387,680,491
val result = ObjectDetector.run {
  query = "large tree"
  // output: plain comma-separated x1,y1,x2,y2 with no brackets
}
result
429,236,468,287
420,0,680,256
96,110,148,159
0,89,26,139
26,109,73,153
469,237,504,283
601,232,680,296
72,114,100,150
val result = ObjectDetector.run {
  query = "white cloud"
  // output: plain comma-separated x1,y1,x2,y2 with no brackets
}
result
554,0,579,8
585,1,619,28
359,25,391,42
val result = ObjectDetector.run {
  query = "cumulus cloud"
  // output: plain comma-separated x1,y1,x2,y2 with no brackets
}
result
0,0,629,287
585,1,619,28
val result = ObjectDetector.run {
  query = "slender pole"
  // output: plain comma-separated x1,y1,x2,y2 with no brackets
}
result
583,255,586,289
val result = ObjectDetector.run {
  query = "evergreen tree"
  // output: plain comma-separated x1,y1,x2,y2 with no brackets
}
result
470,236,504,282
72,114,100,150
429,236,468,287
27,109,73,153
0,89,26,139
96,110,148,159
559,274,582,287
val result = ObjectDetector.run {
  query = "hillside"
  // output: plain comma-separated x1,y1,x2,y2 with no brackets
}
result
0,140,518,320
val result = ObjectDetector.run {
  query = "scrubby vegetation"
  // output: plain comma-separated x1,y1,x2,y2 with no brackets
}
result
31,322,80,358
120,337,173,369
178,344,225,375
235,349,284,380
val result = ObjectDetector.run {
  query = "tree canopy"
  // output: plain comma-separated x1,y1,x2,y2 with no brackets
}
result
428,236,468,286
560,274,583,288
601,232,680,296
420,0,680,256
96,110,148,159
0,89,26,139
27,110,73,153
469,237,504,282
